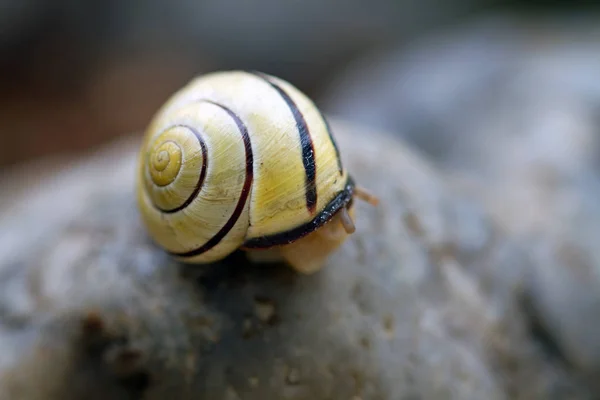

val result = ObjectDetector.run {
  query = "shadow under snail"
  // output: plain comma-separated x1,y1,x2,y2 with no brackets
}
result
136,70,378,274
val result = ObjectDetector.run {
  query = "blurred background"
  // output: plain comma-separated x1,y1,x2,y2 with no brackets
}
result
0,0,598,168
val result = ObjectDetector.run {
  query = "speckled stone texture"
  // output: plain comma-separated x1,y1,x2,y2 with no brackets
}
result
0,118,592,399
323,14,600,396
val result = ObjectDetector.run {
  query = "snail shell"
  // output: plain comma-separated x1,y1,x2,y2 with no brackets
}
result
136,70,376,273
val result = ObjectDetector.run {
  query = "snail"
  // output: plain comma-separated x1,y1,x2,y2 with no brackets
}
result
136,70,378,274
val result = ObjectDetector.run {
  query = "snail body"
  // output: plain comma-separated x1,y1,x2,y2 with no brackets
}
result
136,70,377,273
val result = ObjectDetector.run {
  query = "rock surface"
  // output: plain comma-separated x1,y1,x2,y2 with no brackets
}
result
0,118,594,399
322,14,600,392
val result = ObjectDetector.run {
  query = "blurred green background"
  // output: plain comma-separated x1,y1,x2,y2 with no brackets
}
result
0,0,596,166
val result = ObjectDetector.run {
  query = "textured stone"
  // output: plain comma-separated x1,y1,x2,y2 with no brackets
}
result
0,119,591,399
322,15,600,391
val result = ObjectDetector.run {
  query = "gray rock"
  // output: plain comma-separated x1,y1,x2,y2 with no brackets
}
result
322,15,600,388
0,119,591,399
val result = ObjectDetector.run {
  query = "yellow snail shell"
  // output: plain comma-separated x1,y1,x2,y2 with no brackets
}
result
136,70,377,273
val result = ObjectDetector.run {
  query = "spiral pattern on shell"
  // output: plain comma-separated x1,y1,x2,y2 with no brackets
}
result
136,70,353,264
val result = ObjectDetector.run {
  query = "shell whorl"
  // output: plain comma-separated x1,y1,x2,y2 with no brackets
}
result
144,124,207,213
136,70,351,264
138,99,254,263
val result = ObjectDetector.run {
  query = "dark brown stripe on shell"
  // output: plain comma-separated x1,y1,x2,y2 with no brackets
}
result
249,71,318,214
170,100,254,258
156,124,208,214
243,176,355,249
